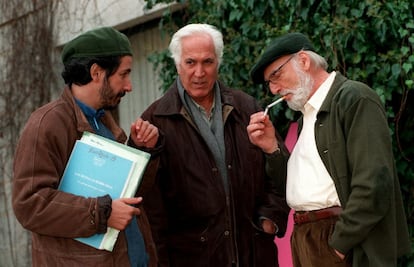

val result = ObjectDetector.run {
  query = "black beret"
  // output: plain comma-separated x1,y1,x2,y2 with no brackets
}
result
250,32,315,84
61,27,132,64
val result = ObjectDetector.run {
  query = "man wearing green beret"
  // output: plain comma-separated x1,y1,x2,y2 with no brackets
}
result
247,32,411,267
12,27,161,267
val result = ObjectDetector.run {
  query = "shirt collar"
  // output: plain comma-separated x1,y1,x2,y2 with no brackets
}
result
75,98,105,119
177,78,217,117
75,98,106,130
307,71,336,112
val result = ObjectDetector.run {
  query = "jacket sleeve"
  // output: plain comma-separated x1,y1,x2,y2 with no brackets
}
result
258,142,290,237
127,130,164,197
253,97,290,237
12,109,109,238
141,172,170,267
325,85,395,254
131,104,171,266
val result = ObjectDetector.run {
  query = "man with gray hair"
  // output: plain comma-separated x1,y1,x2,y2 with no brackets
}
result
247,32,411,267
139,23,290,267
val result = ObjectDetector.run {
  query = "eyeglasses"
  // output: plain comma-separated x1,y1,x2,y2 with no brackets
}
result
264,54,295,88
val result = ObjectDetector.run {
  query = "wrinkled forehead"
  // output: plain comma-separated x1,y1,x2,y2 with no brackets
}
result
180,34,217,61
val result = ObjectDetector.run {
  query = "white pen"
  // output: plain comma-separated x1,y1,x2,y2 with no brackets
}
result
263,96,286,116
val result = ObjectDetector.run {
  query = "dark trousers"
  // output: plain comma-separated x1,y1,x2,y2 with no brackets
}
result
291,217,352,267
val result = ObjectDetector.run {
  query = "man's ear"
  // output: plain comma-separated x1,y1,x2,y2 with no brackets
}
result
297,51,311,71
90,63,104,82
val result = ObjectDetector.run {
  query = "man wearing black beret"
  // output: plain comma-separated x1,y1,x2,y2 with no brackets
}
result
247,32,411,267
12,27,161,267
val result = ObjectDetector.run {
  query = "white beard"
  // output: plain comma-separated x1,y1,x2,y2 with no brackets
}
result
285,68,314,111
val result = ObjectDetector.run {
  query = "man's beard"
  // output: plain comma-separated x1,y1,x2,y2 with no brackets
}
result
100,77,125,110
285,67,314,111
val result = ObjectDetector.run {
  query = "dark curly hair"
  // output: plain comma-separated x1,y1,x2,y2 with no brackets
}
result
61,56,123,86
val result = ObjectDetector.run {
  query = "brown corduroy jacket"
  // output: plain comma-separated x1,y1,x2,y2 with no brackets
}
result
12,87,159,267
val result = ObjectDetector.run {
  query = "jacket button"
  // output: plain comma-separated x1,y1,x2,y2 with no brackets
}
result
227,165,232,170
224,230,230,236
323,149,328,154
200,236,206,242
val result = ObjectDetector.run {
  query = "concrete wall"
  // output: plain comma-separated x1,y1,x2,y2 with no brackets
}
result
52,0,183,133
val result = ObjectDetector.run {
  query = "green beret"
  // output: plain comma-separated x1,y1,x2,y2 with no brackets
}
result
61,27,132,64
250,32,315,84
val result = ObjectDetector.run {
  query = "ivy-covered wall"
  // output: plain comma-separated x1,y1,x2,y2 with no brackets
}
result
145,0,414,265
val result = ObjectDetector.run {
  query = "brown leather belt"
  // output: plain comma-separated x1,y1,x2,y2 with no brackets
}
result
293,206,342,225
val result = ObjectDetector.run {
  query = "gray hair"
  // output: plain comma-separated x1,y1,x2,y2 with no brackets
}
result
305,50,328,70
169,23,224,67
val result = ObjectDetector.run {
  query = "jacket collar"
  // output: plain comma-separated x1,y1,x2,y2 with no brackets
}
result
297,72,348,133
319,72,348,113
153,79,236,118
61,87,127,143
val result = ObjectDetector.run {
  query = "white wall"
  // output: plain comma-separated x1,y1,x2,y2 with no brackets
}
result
54,0,183,46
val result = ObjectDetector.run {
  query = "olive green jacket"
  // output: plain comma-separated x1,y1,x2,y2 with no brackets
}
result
303,73,411,266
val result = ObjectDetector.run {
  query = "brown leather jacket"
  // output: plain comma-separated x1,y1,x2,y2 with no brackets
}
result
141,80,290,267
12,87,159,267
